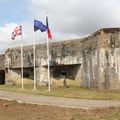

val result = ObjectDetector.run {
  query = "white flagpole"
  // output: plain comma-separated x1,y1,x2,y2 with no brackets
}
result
47,33,50,91
46,15,51,91
21,31,24,89
33,29,36,90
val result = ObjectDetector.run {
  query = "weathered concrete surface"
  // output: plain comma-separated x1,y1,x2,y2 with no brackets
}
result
4,28,120,90
0,54,5,70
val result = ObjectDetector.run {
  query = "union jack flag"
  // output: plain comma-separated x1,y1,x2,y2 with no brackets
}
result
11,26,22,40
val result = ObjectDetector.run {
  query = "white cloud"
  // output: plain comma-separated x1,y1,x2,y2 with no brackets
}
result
1,0,120,53
29,0,120,37
0,22,50,53
0,23,33,53
0,23,19,53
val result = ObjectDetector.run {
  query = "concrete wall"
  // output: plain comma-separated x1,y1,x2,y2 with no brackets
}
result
0,54,5,70
4,28,120,90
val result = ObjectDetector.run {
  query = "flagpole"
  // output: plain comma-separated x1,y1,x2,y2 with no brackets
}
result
46,15,51,91
33,29,36,90
47,32,50,91
21,31,24,89
34,16,51,91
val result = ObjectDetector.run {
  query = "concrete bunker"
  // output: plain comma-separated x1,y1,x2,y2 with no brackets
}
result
3,28,120,90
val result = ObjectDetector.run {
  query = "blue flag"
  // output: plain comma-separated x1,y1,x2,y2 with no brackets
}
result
34,20,47,32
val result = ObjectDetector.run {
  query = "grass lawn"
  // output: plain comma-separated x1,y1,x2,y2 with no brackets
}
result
0,84,120,100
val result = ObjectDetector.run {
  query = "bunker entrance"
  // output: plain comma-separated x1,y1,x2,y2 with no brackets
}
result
0,70,5,84
52,64,81,80
51,64,81,87
23,67,34,79
9,67,34,79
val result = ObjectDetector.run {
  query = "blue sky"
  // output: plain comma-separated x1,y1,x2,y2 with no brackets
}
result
0,0,30,25
0,0,120,53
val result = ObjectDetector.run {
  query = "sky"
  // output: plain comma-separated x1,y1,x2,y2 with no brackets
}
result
0,0,120,53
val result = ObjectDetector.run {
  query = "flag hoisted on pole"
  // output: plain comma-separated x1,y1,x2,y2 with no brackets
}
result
46,16,52,39
46,16,52,91
34,17,52,91
34,19,47,90
11,26,24,89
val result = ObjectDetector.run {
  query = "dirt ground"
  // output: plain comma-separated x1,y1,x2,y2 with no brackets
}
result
0,99,120,120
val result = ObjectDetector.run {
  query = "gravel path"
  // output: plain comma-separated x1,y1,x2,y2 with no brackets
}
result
0,90,120,109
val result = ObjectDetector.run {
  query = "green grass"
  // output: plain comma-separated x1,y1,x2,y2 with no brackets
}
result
0,84,120,100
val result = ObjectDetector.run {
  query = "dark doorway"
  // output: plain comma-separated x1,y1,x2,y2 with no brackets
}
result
0,70,5,84
52,64,81,80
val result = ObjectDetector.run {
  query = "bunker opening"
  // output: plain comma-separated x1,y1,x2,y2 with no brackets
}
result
51,64,81,80
0,70,5,84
